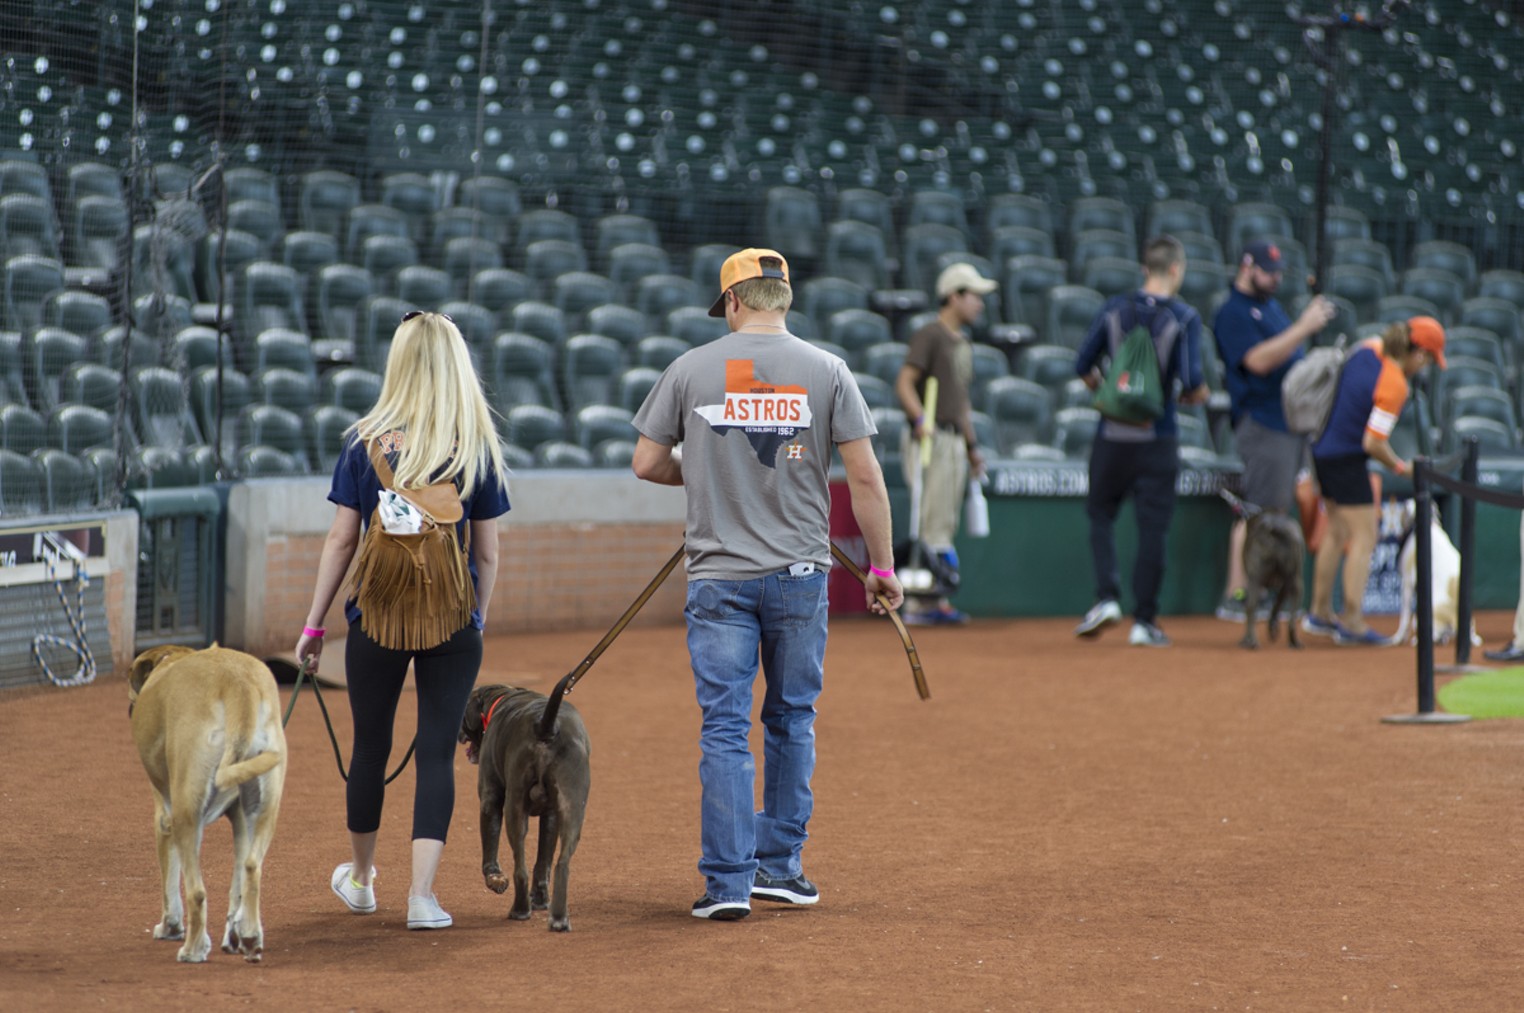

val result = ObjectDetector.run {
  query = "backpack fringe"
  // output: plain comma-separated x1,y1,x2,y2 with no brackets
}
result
350,521,476,651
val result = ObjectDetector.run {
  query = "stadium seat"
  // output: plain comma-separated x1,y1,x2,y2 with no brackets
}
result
0,402,45,453
238,403,310,472
190,365,252,459
4,254,65,331
435,300,497,351
379,172,440,244
663,306,725,346
25,327,88,411
169,325,234,374
633,335,690,370
523,239,589,285
513,209,581,263
1068,197,1137,247
635,274,706,322
456,175,521,241
901,223,967,294
987,225,1057,266
1001,254,1067,326
490,332,558,412
1017,344,1081,392
907,189,971,240
852,372,895,410
431,207,492,259
131,366,202,450
442,237,503,294
31,447,93,512
1081,256,1143,298
249,332,315,379
236,262,306,348
593,439,637,469
763,186,823,265
558,333,625,412
1323,264,1389,323
1225,202,1297,259
534,441,594,469
823,221,890,291
1459,297,1521,348
394,265,453,310
354,296,419,373
360,235,420,289
1146,199,1215,242
1478,270,1524,310
984,376,1055,452
868,407,905,473
252,365,318,413
43,289,112,338
1400,268,1466,323
123,445,196,489
321,367,382,415
826,308,892,368
281,231,341,280
615,366,663,414
131,292,195,339
58,362,122,414
469,268,536,314
300,171,362,238
1375,294,1440,326
835,188,896,240
224,167,281,210
314,263,374,347
68,195,128,276
969,343,1011,409
688,244,737,291
194,229,262,308
508,301,567,346
1410,241,1477,293
79,446,121,502
1443,384,1518,431
1179,261,1234,313
1447,416,1518,455
986,193,1055,237
595,214,661,271
0,193,61,261
1321,206,1372,243
1044,285,1106,349
0,447,44,513
504,403,567,451
1331,237,1397,290
1441,326,1506,370
1069,230,1136,284
345,204,410,262
572,404,635,451
306,404,359,473
585,304,650,350
65,162,124,206
551,271,618,326
500,442,533,472
45,403,114,455
94,326,160,374
236,444,305,478
860,342,910,388
129,224,198,304
1053,406,1101,458
225,199,283,256
607,242,673,299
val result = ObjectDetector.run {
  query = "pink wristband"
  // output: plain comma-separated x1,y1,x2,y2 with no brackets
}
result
869,565,895,579
303,626,326,638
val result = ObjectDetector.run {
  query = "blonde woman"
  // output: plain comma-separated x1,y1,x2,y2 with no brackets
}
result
296,311,510,930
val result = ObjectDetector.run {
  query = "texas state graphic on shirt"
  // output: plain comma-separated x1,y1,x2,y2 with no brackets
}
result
692,359,814,468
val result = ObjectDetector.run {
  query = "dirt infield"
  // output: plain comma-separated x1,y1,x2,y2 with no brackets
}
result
3,614,1522,1011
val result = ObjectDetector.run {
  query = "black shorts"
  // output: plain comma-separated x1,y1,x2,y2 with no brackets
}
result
1314,454,1373,506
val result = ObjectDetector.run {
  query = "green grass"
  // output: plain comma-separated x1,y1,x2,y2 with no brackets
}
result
1437,668,1524,719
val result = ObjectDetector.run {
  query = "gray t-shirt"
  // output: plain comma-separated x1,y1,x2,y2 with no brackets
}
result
632,330,876,580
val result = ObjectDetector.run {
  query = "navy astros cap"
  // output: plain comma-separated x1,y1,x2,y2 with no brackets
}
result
1242,239,1284,272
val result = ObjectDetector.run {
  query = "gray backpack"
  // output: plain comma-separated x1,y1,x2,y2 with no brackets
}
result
1281,343,1349,436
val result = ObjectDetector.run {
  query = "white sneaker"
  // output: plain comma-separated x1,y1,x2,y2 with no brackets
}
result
1073,599,1123,638
331,863,376,914
407,893,452,930
1128,621,1171,647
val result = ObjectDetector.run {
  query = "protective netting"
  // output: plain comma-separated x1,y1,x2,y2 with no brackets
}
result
0,0,1522,516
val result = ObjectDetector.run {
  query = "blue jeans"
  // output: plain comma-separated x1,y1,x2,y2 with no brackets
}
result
685,570,829,903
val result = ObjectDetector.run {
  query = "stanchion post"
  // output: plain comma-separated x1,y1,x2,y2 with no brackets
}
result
1455,437,1479,667
1383,457,1471,724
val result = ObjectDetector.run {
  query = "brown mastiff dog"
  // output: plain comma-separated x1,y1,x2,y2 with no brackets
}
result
460,683,590,932
1240,511,1305,651
128,645,287,963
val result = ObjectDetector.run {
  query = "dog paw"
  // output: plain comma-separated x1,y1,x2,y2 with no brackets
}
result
153,920,184,941
549,917,570,932
177,933,212,963
1239,638,1259,650
485,872,510,894
508,906,532,921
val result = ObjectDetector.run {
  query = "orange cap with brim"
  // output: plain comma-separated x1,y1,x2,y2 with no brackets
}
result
708,248,791,317
1408,315,1447,369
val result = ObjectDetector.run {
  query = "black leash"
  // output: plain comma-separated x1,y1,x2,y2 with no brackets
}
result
283,655,416,785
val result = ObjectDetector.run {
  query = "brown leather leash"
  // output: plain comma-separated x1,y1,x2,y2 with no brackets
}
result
829,541,931,700
540,544,688,737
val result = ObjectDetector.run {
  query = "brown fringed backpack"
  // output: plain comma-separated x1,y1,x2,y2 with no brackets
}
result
348,441,475,651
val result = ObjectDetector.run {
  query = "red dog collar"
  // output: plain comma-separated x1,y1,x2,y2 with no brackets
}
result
482,694,503,732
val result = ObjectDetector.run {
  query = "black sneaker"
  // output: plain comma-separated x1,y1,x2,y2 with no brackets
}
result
691,895,750,920
751,872,819,905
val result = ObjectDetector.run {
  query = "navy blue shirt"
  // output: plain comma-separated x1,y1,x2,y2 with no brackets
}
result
1075,290,1204,438
329,431,511,628
1213,287,1301,431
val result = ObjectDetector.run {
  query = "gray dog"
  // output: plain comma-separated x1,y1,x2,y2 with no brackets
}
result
1241,510,1305,650
459,684,590,932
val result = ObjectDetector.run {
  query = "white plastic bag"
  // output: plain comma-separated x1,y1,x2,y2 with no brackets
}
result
377,489,425,534
964,478,990,539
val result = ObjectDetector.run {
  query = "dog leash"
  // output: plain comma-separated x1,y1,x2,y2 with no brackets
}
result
829,541,930,700
284,655,416,784
538,544,688,740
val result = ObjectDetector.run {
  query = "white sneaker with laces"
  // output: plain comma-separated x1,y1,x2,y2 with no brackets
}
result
407,893,452,930
331,863,376,914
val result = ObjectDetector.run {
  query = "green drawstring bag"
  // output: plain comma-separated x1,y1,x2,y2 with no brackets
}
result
1093,310,1178,425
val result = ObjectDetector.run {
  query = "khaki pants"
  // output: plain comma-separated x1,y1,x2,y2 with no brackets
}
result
899,428,968,551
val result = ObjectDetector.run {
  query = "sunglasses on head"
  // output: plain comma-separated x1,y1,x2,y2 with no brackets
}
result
401,310,454,323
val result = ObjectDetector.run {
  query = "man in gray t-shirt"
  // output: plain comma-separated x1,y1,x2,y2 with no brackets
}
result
632,247,902,922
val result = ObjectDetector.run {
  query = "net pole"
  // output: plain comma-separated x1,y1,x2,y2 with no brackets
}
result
1454,437,1479,667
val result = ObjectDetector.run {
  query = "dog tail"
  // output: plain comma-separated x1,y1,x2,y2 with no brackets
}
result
536,693,563,743
215,750,282,791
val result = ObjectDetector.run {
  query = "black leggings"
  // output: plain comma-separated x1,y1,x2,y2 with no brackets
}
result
343,623,482,841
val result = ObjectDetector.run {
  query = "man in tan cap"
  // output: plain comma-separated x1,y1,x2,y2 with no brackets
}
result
893,261,996,625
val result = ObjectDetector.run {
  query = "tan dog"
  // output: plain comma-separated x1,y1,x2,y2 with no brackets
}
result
128,645,287,963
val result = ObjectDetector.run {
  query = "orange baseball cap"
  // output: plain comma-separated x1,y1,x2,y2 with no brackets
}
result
1408,315,1447,369
708,248,791,317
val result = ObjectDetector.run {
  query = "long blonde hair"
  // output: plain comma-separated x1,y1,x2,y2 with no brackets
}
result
352,312,507,496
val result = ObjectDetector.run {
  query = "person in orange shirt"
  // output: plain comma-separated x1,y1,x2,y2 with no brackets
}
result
1301,317,1446,645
